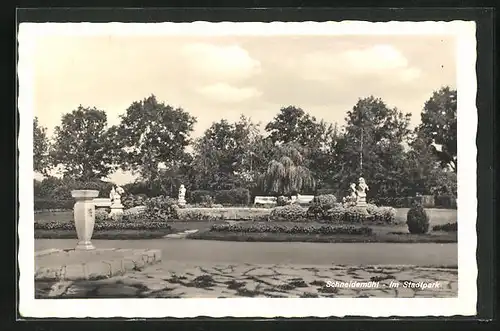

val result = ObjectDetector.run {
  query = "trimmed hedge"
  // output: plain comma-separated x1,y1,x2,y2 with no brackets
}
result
34,198,74,211
322,205,397,224
434,195,457,209
270,205,307,221
34,220,171,231
210,223,373,235
432,222,457,232
176,207,270,221
189,190,213,204
214,188,251,206
370,195,456,209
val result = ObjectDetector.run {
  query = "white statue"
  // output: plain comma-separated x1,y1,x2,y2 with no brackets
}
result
109,185,125,217
356,177,369,207
178,184,186,206
115,186,124,200
357,177,369,197
109,187,116,202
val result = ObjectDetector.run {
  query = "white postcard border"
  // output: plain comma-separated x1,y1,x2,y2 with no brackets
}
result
18,20,477,318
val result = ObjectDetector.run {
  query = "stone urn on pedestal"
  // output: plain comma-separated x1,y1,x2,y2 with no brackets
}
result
71,190,99,250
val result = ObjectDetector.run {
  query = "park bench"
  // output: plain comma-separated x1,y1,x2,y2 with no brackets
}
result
254,196,277,206
296,194,314,204
93,198,112,208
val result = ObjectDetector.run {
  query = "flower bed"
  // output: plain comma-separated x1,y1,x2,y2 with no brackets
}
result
35,220,171,231
210,223,373,235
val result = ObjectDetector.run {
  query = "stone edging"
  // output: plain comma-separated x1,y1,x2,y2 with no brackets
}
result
35,248,162,281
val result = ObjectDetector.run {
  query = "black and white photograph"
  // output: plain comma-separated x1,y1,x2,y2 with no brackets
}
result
18,20,477,318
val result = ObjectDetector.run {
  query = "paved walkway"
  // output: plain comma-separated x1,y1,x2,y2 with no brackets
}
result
35,239,457,266
36,262,458,298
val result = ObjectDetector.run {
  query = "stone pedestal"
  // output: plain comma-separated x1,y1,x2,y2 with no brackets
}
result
109,199,124,217
71,190,99,250
356,195,367,207
178,198,186,207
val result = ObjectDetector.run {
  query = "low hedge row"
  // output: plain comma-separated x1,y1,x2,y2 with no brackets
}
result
271,204,397,224
34,220,171,231
210,223,373,235
432,222,457,232
189,188,251,206
370,195,457,209
34,198,74,211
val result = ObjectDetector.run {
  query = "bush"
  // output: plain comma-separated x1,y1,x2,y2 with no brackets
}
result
367,206,397,224
432,222,457,232
210,223,373,235
312,194,337,207
144,195,179,221
344,206,370,223
34,220,171,231
34,176,115,201
199,195,214,208
307,194,338,219
95,209,110,223
270,204,307,221
214,188,251,206
177,210,222,222
122,194,148,209
276,196,291,206
406,204,430,234
34,198,74,211
190,190,213,204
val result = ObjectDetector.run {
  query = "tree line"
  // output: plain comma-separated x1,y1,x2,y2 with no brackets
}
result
33,86,457,199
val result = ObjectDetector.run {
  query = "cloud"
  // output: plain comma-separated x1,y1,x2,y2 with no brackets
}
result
181,43,261,82
197,83,262,103
298,44,421,83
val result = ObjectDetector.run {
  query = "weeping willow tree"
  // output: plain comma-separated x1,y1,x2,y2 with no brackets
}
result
260,143,315,197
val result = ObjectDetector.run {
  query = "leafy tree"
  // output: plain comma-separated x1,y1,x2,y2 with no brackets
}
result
337,96,412,197
33,117,50,175
50,106,114,181
191,115,262,190
111,95,196,187
259,142,315,196
417,86,457,172
403,135,457,196
265,105,333,146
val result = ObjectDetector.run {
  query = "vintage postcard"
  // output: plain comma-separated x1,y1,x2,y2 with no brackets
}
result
18,20,477,318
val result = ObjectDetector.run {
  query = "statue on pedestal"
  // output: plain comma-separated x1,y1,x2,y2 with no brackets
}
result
110,185,125,217
356,177,369,207
178,184,186,206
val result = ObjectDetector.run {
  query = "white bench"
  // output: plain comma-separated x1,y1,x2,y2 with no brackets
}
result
93,198,112,208
254,196,277,205
296,194,314,204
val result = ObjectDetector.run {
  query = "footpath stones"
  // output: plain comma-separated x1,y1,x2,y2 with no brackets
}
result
35,248,162,281
36,262,458,299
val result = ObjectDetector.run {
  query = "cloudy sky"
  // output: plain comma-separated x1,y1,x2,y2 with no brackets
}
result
31,32,456,183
